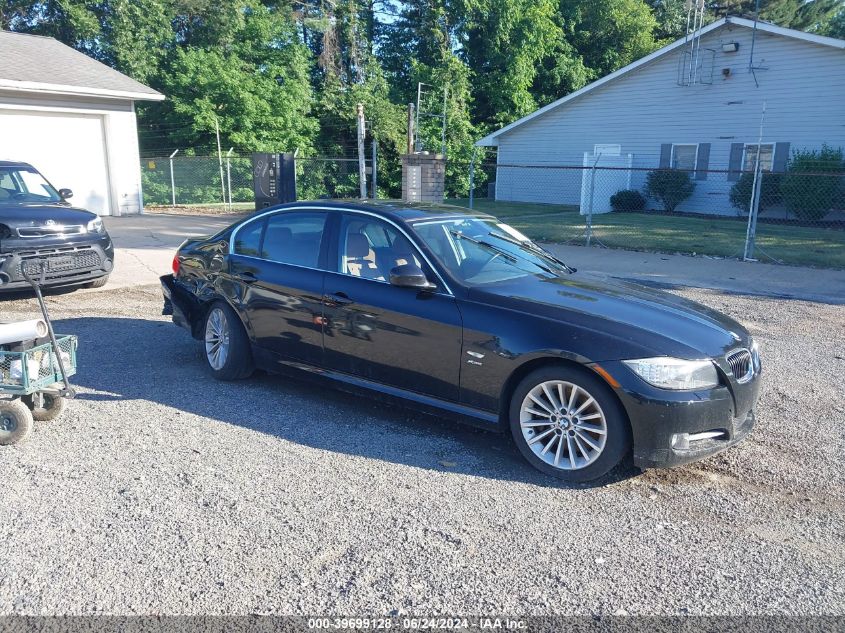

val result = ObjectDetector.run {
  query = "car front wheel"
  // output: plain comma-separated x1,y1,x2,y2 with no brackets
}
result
509,366,631,482
203,301,254,381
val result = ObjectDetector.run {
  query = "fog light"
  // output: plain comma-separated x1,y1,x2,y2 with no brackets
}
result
672,433,690,451
672,430,728,451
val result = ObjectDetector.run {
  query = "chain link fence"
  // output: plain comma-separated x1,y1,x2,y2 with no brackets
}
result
446,160,845,269
140,154,256,209
138,153,844,269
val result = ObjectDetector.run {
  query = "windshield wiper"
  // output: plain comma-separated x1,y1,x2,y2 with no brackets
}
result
487,231,577,274
449,230,519,263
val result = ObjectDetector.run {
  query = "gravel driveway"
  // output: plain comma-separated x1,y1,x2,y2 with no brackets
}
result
0,283,843,616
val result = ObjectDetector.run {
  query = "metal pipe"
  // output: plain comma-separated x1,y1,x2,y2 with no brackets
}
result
169,149,179,206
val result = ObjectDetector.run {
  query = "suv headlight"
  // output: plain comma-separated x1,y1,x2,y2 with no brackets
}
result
87,217,104,233
623,357,719,390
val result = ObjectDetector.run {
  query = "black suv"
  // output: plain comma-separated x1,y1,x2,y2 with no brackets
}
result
0,161,114,290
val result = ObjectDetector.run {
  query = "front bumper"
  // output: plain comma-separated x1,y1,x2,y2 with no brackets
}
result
0,237,113,290
597,360,762,469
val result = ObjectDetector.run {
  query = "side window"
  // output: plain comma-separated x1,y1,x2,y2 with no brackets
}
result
233,219,264,257
338,216,421,282
261,212,328,268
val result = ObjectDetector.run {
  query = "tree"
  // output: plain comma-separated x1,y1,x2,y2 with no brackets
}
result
715,0,842,32
460,0,563,125
560,0,661,80
144,1,317,155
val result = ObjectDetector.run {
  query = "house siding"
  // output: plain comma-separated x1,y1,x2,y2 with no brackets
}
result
493,23,845,215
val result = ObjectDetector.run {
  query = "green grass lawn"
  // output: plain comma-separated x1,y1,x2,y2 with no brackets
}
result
446,198,845,269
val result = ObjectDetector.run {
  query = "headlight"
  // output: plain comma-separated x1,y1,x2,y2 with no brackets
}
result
623,357,719,390
87,217,104,233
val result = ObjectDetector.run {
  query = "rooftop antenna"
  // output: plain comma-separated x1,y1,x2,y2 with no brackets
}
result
747,0,768,87
414,82,448,156
677,0,714,86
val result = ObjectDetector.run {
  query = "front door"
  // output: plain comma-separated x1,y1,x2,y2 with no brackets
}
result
230,210,329,367
321,213,463,402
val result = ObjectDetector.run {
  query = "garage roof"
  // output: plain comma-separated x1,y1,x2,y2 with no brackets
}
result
0,30,164,101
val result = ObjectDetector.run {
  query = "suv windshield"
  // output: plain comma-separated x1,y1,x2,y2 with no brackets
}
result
410,216,572,286
0,166,62,204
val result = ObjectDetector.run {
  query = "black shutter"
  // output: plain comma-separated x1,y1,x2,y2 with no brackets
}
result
659,144,672,168
772,142,790,173
695,143,711,180
728,143,744,181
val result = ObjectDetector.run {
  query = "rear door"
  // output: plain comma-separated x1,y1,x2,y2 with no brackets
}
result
229,210,330,367
321,212,463,402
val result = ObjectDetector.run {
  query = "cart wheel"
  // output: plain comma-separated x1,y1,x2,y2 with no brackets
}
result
0,399,34,445
23,392,66,421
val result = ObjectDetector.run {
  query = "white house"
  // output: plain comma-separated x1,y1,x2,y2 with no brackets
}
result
476,17,845,216
0,30,164,216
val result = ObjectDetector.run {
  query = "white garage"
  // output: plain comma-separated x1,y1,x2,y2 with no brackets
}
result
0,31,164,216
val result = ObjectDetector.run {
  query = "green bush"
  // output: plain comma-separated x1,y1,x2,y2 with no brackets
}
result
609,189,646,212
645,169,695,212
729,172,783,214
780,144,844,221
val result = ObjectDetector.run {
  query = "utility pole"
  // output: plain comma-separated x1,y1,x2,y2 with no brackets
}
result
407,103,415,154
356,103,367,199
215,116,225,205
225,147,234,211
168,149,179,207
371,139,378,199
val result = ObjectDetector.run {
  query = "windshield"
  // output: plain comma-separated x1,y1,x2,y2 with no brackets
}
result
410,216,572,286
0,167,62,204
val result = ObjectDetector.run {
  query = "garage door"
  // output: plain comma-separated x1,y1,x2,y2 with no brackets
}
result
0,109,112,215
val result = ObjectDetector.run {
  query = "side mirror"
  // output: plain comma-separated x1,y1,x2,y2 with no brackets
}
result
389,264,436,291
58,188,73,200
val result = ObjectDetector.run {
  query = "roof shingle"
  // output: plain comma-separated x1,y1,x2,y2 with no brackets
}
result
0,30,164,100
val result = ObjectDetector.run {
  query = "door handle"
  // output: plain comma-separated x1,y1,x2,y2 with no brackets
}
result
323,292,353,306
234,271,258,284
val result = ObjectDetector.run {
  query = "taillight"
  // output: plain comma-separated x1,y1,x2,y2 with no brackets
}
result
172,254,180,276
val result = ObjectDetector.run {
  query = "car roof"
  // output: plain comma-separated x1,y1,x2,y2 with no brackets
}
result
0,160,33,168
262,200,495,224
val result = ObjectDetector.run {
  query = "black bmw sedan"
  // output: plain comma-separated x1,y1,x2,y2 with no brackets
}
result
161,201,761,482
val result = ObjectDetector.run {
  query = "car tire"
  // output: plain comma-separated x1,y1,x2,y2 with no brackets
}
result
203,301,254,381
85,275,109,289
22,392,66,421
0,399,35,445
509,365,631,483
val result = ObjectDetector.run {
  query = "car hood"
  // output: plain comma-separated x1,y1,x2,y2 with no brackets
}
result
0,203,97,228
468,273,750,359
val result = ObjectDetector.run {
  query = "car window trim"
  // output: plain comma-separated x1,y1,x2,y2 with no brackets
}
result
336,210,453,295
230,207,332,269
230,206,453,295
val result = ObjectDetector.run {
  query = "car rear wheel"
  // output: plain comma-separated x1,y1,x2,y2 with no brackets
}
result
203,301,254,381
509,366,630,482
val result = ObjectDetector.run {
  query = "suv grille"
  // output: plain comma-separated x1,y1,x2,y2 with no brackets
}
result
17,248,102,277
16,225,85,238
726,348,754,383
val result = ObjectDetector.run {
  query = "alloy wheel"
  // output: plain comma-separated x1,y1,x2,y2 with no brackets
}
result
205,307,230,371
519,380,608,470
